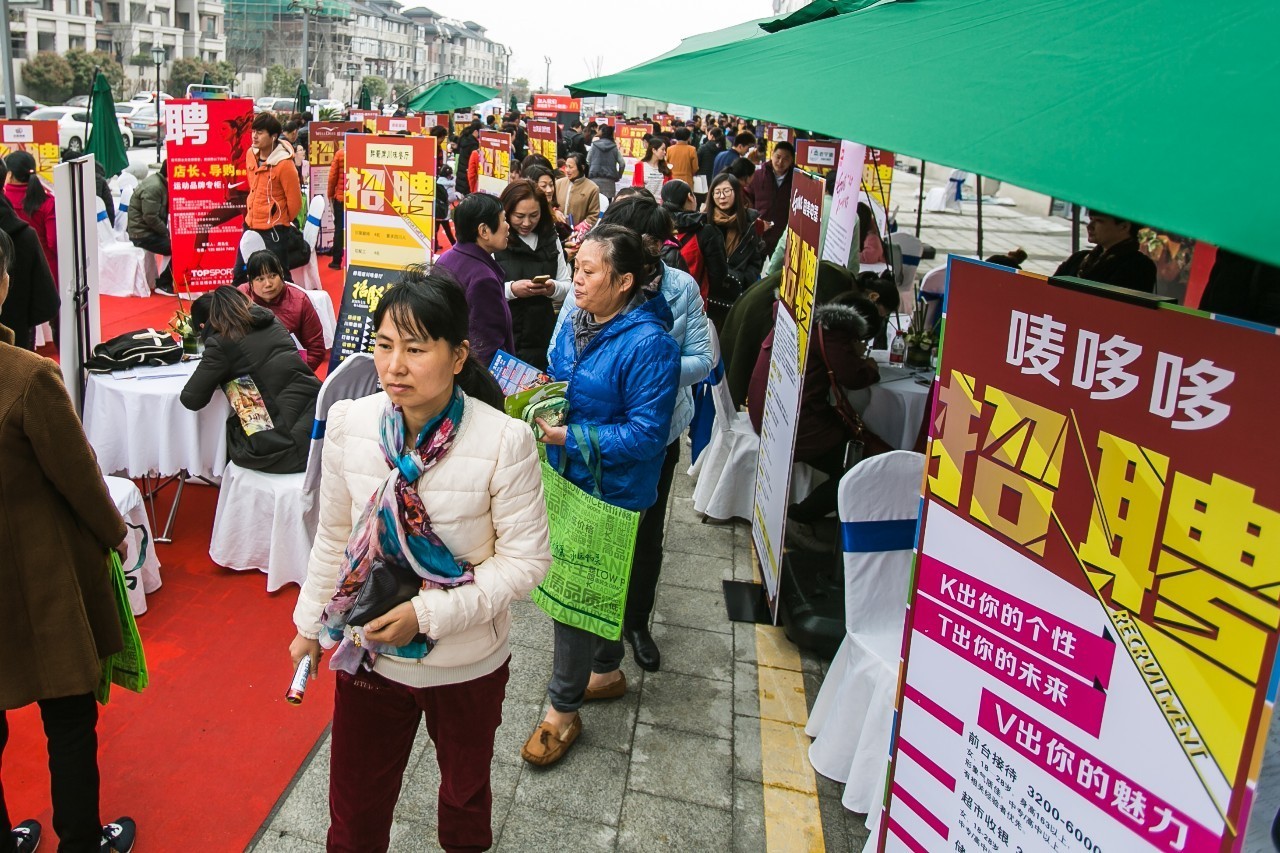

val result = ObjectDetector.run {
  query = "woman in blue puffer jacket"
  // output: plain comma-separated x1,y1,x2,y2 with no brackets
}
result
548,196,712,673
521,223,680,768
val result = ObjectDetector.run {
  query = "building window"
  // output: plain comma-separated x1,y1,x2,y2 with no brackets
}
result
37,31,55,51
106,3,118,21
129,2,142,21
10,34,26,59
69,35,85,49
177,11,189,28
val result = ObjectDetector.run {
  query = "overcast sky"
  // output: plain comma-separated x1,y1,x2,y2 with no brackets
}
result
405,0,768,90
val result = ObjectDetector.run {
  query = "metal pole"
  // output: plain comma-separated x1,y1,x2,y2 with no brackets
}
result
544,56,550,93
154,59,162,163
1071,203,1081,255
0,0,17,121
915,160,926,238
975,175,984,258
301,7,308,89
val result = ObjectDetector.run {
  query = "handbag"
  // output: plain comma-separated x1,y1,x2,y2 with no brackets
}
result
346,558,426,628
268,223,311,269
97,550,149,704
815,323,892,469
693,174,709,195
84,328,181,373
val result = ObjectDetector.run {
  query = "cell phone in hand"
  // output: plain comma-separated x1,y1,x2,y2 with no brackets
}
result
532,275,551,285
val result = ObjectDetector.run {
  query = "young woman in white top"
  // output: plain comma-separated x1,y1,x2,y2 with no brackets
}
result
289,268,551,852
631,136,671,197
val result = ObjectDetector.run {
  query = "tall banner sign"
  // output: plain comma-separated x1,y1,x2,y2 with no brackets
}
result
617,124,649,174
821,141,866,267
527,120,558,166
452,111,474,137
477,130,511,196
349,109,379,131
864,147,895,210
0,121,59,183
164,98,253,291
532,94,581,129
373,115,423,135
879,259,1280,852
765,125,795,161
331,133,436,370
796,139,840,177
308,121,360,252
750,170,825,620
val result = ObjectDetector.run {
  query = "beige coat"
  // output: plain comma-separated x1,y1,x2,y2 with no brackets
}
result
294,392,551,688
555,175,601,230
0,325,126,710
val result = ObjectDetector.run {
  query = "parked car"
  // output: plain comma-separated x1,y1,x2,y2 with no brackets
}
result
24,107,94,153
130,91,174,105
0,95,44,119
64,95,91,108
269,98,298,116
128,104,165,146
254,96,278,113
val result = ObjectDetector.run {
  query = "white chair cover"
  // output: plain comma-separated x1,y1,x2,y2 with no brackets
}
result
209,462,315,591
106,476,162,615
806,450,924,819
239,229,267,260
94,198,151,298
690,324,818,521
299,285,336,349
290,196,325,290
303,353,381,493
114,184,133,241
888,232,923,306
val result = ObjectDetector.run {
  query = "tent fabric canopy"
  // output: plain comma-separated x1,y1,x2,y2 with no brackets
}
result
405,78,500,114
570,0,1280,268
85,72,128,179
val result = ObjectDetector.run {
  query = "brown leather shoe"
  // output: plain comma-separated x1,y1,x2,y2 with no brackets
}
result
584,671,627,702
520,715,582,766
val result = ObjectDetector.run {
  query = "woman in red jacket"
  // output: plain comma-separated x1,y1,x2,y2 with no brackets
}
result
2,151,57,285
237,250,327,370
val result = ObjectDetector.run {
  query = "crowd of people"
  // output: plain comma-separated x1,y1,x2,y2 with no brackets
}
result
4,98,1277,853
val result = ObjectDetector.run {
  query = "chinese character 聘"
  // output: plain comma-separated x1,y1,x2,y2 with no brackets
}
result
1072,331,1142,400
1043,674,1069,705
1007,311,1067,385
1112,780,1147,823
1149,806,1188,851
166,102,210,145
1044,738,1075,774
1150,353,1235,430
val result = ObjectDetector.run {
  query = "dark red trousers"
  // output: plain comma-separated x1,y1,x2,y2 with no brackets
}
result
326,659,509,853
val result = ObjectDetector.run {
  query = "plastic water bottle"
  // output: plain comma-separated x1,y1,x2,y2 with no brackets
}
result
890,331,906,365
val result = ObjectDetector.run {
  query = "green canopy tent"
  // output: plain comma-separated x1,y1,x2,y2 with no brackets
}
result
405,78,500,114
571,0,1280,269
85,71,129,179
295,79,311,116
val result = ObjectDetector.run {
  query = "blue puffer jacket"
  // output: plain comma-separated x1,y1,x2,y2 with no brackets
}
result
550,262,712,445
547,293,681,512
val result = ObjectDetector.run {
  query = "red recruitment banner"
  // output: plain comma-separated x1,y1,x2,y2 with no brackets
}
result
308,121,360,252
0,121,59,184
863,147,894,209
476,130,511,196
527,120,558,166
349,109,379,131
532,94,581,114
750,170,825,620
880,259,1280,853
616,124,648,162
164,98,253,292
795,139,840,177
373,115,424,135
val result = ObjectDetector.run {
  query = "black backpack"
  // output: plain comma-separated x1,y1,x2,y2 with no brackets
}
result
84,328,182,373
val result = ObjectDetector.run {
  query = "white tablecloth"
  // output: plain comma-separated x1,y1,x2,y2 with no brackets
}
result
849,365,932,450
303,287,336,349
106,476,162,615
84,360,230,480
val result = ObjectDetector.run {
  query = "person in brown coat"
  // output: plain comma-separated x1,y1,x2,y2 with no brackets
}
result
0,227,137,852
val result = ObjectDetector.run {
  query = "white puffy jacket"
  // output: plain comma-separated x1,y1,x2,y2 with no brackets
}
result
293,391,552,688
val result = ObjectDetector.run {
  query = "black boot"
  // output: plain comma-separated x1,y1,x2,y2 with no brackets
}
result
625,624,661,672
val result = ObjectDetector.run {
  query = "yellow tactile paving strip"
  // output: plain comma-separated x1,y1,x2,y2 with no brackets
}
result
756,623,827,852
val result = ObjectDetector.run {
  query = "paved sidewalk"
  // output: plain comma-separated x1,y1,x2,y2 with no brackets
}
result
250,444,869,852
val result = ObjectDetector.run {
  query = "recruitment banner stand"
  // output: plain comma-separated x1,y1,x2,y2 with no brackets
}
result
527,120,557,166
726,169,825,625
329,133,436,371
877,258,1280,852
477,130,511,195
0,120,60,182
53,156,100,413
307,121,360,253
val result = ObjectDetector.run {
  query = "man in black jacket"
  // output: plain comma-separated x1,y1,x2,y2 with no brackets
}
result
1054,211,1157,293
558,119,586,160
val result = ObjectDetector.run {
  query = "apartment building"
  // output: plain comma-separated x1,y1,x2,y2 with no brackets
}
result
8,0,225,95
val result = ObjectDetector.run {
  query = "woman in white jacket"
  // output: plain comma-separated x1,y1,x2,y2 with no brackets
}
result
289,267,551,853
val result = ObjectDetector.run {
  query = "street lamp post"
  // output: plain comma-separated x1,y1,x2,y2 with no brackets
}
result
151,44,165,163
348,62,359,109
501,46,511,109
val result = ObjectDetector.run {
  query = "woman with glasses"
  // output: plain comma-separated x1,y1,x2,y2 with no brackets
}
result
704,173,765,330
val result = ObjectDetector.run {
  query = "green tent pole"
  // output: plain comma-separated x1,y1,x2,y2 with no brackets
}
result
976,175,984,258
1071,204,1081,255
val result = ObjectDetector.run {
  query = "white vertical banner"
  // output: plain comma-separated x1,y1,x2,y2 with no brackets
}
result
821,140,866,267
53,156,100,412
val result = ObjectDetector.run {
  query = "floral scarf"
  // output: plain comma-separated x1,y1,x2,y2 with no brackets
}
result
321,387,474,674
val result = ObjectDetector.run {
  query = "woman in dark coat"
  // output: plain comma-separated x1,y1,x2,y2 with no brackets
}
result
0,194,57,350
494,179,571,369
433,193,514,369
704,172,765,330
182,286,321,474
0,226,136,852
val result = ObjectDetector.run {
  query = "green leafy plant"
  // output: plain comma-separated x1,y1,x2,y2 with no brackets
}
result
21,52,74,103
65,49,125,97
264,64,301,97
360,74,388,100
317,106,340,121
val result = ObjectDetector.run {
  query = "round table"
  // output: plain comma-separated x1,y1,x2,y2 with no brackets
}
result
849,362,932,451
84,360,230,481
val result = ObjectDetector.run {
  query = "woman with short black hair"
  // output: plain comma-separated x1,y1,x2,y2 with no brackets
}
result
494,179,571,369
433,193,513,368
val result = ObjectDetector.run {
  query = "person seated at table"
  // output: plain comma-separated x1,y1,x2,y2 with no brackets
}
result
747,293,888,552
853,271,901,348
1054,210,1156,293
182,286,321,475
237,249,327,371
721,261,857,407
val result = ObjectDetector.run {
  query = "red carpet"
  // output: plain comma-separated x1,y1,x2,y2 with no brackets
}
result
9,263,353,849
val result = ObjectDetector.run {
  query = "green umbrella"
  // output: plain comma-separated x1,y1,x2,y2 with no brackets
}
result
295,79,310,116
509,94,518,114
405,78,500,114
358,86,371,110
85,71,128,178
569,0,1280,269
